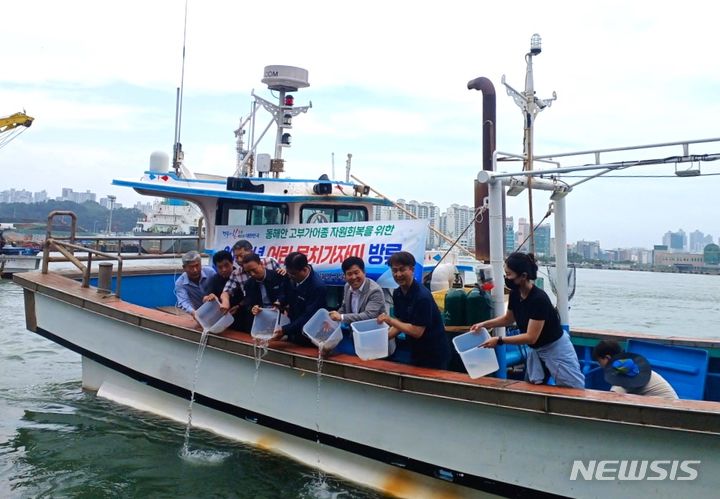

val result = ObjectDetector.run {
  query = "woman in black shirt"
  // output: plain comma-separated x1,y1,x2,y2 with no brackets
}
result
470,252,584,388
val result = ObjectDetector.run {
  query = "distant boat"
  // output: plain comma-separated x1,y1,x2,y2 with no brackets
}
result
0,245,41,277
133,198,203,253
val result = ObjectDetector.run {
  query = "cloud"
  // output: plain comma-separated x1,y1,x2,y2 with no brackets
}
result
3,88,163,133
3,0,720,249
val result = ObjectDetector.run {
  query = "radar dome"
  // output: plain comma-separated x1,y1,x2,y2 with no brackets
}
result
261,65,309,91
149,151,170,173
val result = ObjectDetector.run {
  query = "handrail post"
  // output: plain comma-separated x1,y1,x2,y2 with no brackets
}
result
97,262,113,294
116,259,123,298
42,239,50,274
82,251,92,287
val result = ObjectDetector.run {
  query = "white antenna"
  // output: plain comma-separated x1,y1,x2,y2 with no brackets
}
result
331,152,335,180
172,0,189,176
345,153,352,182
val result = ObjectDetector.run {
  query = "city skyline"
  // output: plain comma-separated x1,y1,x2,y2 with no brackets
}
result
3,183,719,253
0,185,156,213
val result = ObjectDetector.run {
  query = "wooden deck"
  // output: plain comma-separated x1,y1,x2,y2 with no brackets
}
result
13,269,720,435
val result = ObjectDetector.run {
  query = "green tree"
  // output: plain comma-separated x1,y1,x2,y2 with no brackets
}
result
0,201,142,233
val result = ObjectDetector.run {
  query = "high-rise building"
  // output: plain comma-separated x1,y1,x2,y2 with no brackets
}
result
33,190,48,203
504,216,515,256
534,224,552,257
377,199,440,250
689,230,705,253
516,217,530,251
662,229,686,252
439,204,475,250
61,188,97,204
576,240,601,260
0,189,33,204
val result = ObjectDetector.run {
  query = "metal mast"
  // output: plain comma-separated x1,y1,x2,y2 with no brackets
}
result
502,33,556,254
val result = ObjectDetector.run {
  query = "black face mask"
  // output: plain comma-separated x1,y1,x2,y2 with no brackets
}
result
504,277,520,290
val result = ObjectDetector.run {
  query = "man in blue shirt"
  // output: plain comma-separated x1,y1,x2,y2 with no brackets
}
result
271,251,326,345
175,250,216,313
377,251,450,369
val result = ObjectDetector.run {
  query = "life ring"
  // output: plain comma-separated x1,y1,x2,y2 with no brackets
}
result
306,211,331,224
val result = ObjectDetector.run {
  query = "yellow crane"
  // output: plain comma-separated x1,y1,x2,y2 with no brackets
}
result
0,112,33,133
0,111,34,149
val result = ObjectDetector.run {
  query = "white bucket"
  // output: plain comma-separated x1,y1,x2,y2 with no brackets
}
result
452,328,499,378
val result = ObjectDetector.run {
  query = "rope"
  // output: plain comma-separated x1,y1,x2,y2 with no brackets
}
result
546,263,577,302
0,127,28,150
513,203,553,253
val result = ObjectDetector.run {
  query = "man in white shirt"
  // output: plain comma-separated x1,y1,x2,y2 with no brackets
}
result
593,340,678,399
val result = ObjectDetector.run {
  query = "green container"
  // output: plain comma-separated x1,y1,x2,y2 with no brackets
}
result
465,287,493,325
444,288,467,326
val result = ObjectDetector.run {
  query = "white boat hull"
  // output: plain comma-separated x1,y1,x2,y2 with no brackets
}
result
25,289,720,499
0,254,41,276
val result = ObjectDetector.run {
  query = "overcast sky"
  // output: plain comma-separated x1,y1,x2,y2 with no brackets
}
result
2,0,719,249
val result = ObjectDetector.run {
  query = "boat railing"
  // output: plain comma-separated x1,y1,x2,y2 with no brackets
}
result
41,211,124,297
41,211,208,299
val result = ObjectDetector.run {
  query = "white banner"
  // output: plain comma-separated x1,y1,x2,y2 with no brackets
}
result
214,219,429,286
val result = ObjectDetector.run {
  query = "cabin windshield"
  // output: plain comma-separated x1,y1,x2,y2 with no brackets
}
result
301,205,367,224
216,200,288,226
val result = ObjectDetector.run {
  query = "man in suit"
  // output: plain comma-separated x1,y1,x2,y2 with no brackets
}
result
329,256,386,324
271,251,326,345
241,253,288,316
220,239,283,312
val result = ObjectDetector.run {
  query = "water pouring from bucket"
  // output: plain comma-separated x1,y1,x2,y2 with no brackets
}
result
180,301,233,459
303,309,342,354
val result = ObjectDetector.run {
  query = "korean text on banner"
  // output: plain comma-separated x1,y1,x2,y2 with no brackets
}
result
214,219,429,286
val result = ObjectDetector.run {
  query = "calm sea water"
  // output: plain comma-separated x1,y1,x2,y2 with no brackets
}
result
0,278,382,499
1,268,719,497
559,268,720,338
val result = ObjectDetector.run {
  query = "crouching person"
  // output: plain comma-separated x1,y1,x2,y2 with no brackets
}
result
593,340,678,399
377,251,450,369
271,252,326,345
240,253,288,317
202,250,235,303
472,252,585,389
329,256,389,355
329,256,386,323
175,250,216,314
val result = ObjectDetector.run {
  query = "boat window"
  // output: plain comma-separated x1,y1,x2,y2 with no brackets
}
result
301,207,334,224
300,205,368,224
251,205,284,225
216,200,288,226
336,207,368,223
227,208,248,226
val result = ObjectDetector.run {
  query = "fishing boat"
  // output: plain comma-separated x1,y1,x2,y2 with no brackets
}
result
1,229,41,277
133,198,204,254
14,62,720,499
0,245,41,277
